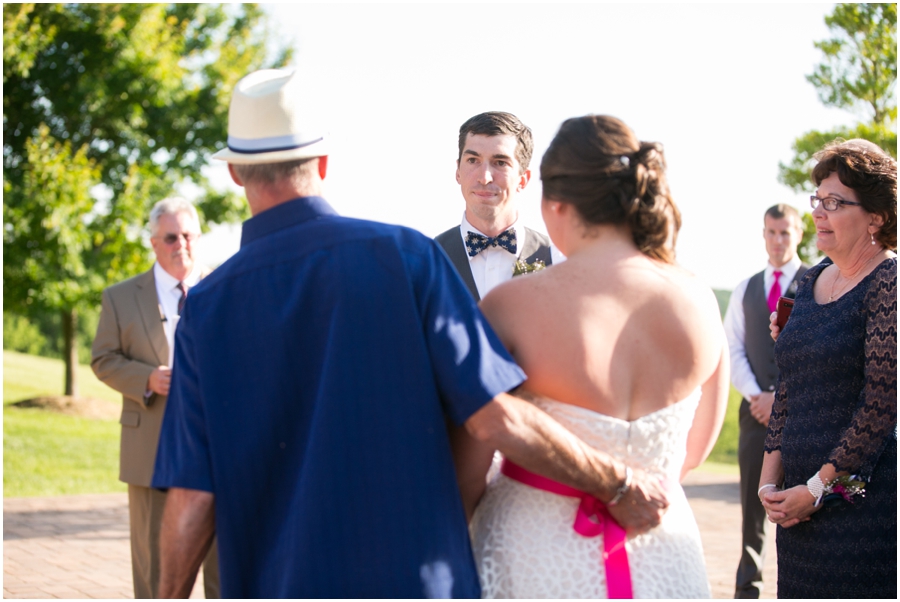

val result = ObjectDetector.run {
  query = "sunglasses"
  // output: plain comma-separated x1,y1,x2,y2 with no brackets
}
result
159,233,199,245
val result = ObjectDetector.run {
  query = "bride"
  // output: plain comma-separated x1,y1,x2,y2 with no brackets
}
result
460,115,729,598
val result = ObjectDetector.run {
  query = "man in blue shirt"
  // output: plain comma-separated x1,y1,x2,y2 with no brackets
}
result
154,69,669,598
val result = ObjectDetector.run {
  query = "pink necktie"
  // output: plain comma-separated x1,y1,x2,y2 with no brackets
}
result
767,271,782,313
177,282,187,315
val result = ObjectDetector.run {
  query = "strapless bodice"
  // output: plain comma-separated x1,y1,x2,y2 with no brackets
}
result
530,388,702,482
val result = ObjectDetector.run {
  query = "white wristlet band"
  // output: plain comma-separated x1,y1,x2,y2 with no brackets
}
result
607,466,633,506
758,483,778,497
806,472,825,506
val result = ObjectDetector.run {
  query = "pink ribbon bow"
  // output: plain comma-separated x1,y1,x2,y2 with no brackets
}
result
501,459,633,598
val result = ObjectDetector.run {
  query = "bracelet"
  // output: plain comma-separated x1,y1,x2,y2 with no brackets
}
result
607,466,633,506
806,472,825,506
758,483,779,497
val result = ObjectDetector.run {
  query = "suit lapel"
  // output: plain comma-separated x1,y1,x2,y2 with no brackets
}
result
435,228,480,301
519,227,553,266
135,269,169,366
518,228,539,262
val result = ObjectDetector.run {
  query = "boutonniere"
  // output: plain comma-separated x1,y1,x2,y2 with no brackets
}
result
786,280,799,297
512,258,546,277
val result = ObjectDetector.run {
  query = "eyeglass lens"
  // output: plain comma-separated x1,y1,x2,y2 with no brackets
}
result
163,233,196,244
810,196,837,211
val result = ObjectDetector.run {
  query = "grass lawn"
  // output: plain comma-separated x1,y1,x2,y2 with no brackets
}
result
3,349,120,405
4,350,125,497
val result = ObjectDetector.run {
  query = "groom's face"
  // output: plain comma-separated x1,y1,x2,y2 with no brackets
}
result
456,133,530,219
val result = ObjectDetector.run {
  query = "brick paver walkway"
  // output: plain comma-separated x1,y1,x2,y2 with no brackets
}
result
4,470,775,598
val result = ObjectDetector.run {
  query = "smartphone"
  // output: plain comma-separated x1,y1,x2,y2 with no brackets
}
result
775,296,794,330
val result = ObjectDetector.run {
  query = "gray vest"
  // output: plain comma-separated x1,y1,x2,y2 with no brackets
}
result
742,265,808,392
434,226,553,301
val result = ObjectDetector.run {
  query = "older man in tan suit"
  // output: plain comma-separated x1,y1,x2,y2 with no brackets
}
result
91,197,219,598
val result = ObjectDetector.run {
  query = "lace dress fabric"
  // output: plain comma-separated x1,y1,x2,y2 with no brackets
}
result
765,257,897,598
470,390,710,598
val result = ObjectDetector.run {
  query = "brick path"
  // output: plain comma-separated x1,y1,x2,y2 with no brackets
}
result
4,470,775,598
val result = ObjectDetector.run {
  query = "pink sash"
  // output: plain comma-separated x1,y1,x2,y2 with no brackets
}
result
500,459,633,599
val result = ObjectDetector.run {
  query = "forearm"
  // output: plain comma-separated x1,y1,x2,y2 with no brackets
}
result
465,392,622,502
159,488,216,598
759,450,784,489
448,421,494,521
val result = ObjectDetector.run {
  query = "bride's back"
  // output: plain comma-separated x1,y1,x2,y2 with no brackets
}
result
480,115,724,422
483,247,722,420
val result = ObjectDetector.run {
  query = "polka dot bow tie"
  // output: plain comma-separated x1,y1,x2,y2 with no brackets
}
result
465,229,517,257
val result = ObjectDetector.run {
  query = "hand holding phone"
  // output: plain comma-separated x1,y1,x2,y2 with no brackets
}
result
775,296,794,331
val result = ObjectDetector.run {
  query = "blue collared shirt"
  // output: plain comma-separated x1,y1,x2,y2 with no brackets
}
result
152,197,525,598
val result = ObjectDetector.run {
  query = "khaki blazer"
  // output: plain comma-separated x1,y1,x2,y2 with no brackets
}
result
91,267,209,487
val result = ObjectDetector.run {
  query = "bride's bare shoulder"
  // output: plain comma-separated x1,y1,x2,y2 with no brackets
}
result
479,267,557,327
650,263,721,323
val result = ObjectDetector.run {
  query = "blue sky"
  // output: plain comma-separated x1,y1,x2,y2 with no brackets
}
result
196,2,854,289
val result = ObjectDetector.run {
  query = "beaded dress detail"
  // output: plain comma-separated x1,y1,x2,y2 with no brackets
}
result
470,390,710,598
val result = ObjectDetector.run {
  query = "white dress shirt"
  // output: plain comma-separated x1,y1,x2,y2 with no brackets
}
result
722,256,802,400
458,213,525,299
153,262,202,367
457,213,567,299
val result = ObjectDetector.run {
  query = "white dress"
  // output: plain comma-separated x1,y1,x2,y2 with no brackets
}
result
469,390,711,598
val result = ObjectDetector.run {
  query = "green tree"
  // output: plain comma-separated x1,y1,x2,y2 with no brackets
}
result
3,3,290,396
779,3,897,194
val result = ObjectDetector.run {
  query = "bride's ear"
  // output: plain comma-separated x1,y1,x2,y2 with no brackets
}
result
542,198,563,215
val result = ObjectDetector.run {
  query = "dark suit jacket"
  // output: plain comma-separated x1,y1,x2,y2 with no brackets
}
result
434,226,553,301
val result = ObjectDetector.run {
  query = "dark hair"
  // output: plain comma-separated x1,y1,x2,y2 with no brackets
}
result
540,115,680,263
811,140,897,250
457,112,533,172
764,203,801,224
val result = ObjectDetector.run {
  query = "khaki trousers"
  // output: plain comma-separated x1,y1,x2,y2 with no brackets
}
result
128,484,220,598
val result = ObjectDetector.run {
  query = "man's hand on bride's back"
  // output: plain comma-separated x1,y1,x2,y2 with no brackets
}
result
606,470,669,535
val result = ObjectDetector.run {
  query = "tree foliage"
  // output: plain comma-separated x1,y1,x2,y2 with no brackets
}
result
3,3,290,394
779,3,897,195
808,3,897,124
797,212,820,266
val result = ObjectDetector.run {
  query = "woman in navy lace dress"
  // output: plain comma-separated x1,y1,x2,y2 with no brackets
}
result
760,140,896,598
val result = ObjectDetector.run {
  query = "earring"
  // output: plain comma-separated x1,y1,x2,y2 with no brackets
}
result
871,232,876,245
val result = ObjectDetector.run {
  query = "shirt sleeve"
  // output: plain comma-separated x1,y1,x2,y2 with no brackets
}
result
415,239,526,426
826,263,897,479
151,301,214,492
722,278,763,399
764,373,788,453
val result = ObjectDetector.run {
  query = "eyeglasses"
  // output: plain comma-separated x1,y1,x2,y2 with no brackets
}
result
810,195,862,211
159,233,199,245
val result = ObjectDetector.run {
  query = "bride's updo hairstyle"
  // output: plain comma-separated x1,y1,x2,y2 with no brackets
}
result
540,115,681,263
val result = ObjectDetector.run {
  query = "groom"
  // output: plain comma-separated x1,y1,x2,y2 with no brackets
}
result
435,112,554,300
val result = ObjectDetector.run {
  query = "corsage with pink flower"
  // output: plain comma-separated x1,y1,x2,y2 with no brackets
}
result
822,475,866,508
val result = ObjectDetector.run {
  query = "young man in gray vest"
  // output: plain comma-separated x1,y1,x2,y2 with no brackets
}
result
723,204,808,598
435,112,555,300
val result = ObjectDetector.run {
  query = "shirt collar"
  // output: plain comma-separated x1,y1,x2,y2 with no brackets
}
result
766,255,802,279
153,261,200,289
460,211,519,238
241,196,338,248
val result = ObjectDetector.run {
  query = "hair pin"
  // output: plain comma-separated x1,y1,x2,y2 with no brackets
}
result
619,155,630,167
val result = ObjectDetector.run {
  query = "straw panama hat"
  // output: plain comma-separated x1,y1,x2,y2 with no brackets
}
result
212,69,328,164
